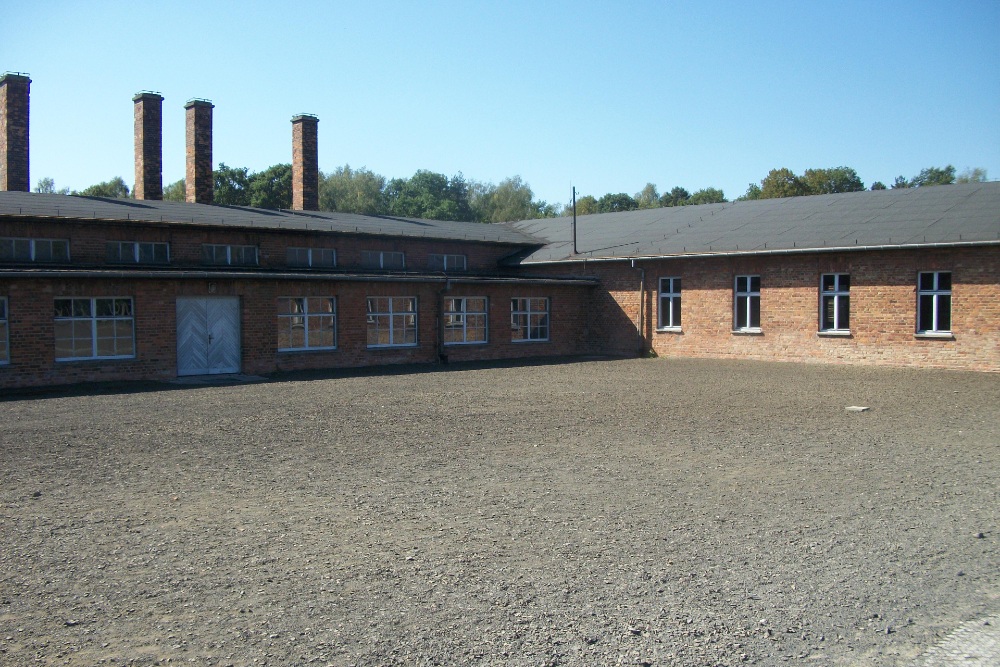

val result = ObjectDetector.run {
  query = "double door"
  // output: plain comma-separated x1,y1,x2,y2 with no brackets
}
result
176,297,241,376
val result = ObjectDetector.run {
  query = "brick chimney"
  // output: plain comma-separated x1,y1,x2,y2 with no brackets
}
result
184,99,214,204
133,92,163,200
291,114,319,211
0,72,31,192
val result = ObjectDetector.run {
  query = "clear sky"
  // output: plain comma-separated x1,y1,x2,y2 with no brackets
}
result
4,0,999,209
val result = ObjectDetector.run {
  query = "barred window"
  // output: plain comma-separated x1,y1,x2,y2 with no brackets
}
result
277,297,336,350
444,297,487,345
511,297,549,342
54,297,135,360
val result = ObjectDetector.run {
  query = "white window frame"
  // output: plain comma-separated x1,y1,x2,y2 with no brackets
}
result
106,241,170,264
429,253,468,272
511,297,549,342
277,297,337,351
361,251,405,270
657,277,682,330
202,244,258,266
54,297,135,361
0,237,70,263
0,297,8,365
443,297,488,345
366,296,417,348
733,275,761,333
819,273,850,334
287,247,337,269
917,271,952,334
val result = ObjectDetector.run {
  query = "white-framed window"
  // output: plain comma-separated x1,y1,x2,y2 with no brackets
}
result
106,241,169,264
202,244,258,266
277,297,336,351
734,275,761,331
511,297,549,342
287,247,336,269
658,277,682,329
444,297,487,345
428,253,467,272
917,271,952,333
0,297,8,365
361,250,405,270
54,297,135,360
0,237,70,263
820,274,850,332
366,296,417,347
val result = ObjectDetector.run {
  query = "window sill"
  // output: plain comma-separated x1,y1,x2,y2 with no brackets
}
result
655,327,682,334
278,347,338,353
817,330,852,337
512,338,549,343
366,343,419,350
915,332,955,340
443,341,488,346
732,328,763,335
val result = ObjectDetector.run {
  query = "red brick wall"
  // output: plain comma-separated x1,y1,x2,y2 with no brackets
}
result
532,247,1000,372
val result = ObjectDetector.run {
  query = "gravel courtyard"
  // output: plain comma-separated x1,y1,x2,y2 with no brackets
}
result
1,358,998,666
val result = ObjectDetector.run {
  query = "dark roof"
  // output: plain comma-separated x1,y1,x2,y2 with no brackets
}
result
0,191,540,246
504,182,1000,264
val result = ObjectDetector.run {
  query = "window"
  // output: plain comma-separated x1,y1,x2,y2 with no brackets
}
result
54,297,135,360
511,297,549,342
366,297,417,347
277,297,336,350
428,254,467,272
0,297,8,365
202,244,258,266
361,251,405,270
287,247,336,269
0,237,70,263
444,297,487,345
820,274,850,332
658,277,682,329
106,241,169,264
918,271,952,333
734,275,761,331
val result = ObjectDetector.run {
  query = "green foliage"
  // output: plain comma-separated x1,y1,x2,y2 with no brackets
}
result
597,192,638,213
34,177,69,195
77,176,130,198
574,195,599,216
248,164,292,210
759,168,808,199
471,175,537,223
891,175,910,189
385,170,471,221
659,186,690,207
909,165,955,187
739,183,762,201
956,167,987,184
213,164,251,206
801,167,864,194
870,181,887,190
634,183,660,209
320,165,387,215
687,187,727,205
163,179,185,201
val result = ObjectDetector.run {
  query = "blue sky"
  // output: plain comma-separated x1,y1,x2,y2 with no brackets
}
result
4,0,998,208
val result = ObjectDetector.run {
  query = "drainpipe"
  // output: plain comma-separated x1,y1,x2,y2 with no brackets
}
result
631,259,645,357
437,277,451,363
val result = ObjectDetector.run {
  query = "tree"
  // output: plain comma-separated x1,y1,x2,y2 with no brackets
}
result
687,187,727,205
634,183,660,209
738,183,762,201
320,165,387,215
213,164,251,206
472,175,537,223
870,181,887,191
574,195,599,216
801,167,864,194
759,168,808,199
34,177,69,195
77,177,130,198
659,186,690,207
163,178,185,201
891,176,910,189
909,165,955,188
385,170,473,221
597,192,638,213
956,167,988,184
248,164,292,210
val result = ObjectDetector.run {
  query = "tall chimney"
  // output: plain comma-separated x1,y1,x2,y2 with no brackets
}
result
0,72,31,192
133,91,163,200
184,99,214,204
291,114,319,211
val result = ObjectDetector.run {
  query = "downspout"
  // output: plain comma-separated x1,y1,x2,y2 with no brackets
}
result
437,277,451,363
631,259,645,357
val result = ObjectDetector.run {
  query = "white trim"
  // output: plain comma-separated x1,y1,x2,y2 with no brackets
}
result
732,328,763,335
655,326,682,334
914,332,955,340
817,330,851,337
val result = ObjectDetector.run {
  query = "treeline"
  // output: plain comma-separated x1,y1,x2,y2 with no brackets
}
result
570,184,728,216
738,165,988,200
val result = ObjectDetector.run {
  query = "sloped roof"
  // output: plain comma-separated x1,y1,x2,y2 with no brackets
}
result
504,182,1000,264
0,191,539,246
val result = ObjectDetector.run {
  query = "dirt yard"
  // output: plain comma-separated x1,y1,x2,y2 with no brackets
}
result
1,358,998,666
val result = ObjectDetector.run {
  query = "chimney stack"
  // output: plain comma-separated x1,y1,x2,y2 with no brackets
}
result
0,72,31,192
291,114,319,211
133,92,163,200
185,99,214,204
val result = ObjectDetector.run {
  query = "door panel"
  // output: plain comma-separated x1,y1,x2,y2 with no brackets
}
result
176,297,240,376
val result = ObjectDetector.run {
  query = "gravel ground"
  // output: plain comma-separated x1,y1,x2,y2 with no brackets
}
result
1,357,998,667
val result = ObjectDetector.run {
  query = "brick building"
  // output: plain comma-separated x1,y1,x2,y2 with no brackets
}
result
1,73,998,389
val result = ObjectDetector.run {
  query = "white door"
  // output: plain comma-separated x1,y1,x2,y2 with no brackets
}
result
176,297,241,376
